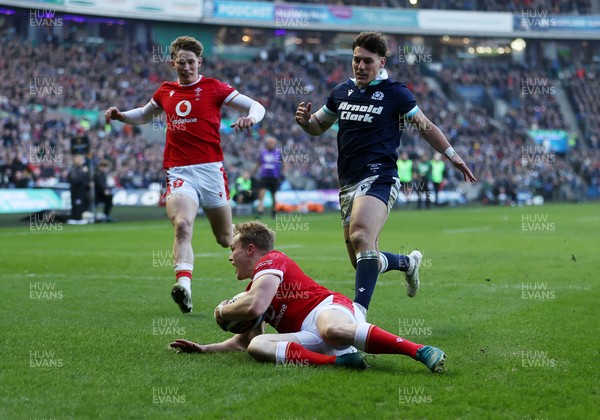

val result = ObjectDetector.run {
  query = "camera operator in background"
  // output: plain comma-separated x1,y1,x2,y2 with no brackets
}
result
95,160,115,222
68,154,91,224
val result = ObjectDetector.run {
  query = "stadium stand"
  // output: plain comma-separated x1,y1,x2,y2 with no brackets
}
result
1,22,599,203
238,0,592,13
408,0,591,13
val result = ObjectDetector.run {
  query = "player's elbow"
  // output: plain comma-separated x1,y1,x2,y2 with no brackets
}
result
247,301,268,319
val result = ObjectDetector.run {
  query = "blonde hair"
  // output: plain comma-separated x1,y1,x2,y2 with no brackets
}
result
234,221,275,252
170,36,203,60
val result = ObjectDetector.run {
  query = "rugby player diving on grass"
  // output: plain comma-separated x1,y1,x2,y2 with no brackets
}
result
170,221,446,372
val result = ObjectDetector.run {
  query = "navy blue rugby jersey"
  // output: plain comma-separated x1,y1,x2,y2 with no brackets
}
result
323,77,418,186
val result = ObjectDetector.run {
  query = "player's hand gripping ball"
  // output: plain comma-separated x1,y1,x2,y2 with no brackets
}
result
216,292,266,334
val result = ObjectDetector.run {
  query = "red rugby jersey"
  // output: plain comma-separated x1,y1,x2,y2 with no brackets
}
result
151,76,237,168
246,250,354,333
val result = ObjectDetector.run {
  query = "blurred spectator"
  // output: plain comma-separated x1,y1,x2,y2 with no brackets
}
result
94,160,115,222
415,153,432,209
232,170,255,205
430,153,445,205
67,154,91,223
253,136,286,218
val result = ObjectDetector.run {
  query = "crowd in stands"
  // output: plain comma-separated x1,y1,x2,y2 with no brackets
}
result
407,0,591,13
272,0,591,13
565,65,600,149
1,34,599,205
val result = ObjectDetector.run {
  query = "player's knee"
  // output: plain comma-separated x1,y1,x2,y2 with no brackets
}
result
319,324,347,345
247,336,269,362
215,230,232,248
349,228,371,250
173,218,193,240
246,338,260,358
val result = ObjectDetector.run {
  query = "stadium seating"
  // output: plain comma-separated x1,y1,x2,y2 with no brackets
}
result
236,0,592,13
1,35,599,203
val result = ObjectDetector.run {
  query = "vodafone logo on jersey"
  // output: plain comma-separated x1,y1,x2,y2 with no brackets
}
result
171,100,198,125
175,100,192,117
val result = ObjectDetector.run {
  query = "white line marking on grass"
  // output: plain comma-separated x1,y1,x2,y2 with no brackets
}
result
0,224,168,237
278,244,305,249
441,282,591,290
196,251,230,257
10,273,233,282
442,226,491,234
195,244,304,258
576,216,599,222
13,273,68,278
294,256,348,261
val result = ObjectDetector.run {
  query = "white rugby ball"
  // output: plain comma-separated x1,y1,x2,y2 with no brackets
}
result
216,292,265,334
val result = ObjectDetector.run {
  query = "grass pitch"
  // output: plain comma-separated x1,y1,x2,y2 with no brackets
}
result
1,203,598,419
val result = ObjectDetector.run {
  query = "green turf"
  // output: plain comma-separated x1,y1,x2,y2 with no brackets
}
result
1,203,599,419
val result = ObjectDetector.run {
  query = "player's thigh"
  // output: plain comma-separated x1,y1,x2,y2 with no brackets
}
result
166,192,199,226
253,332,305,346
299,296,359,356
165,167,200,224
204,204,233,246
315,307,358,346
349,194,389,242
194,162,230,209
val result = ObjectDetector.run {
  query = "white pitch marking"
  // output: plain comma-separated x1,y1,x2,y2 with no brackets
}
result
195,243,304,258
442,226,491,234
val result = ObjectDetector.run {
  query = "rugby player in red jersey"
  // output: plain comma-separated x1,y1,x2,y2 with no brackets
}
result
105,36,265,313
170,221,446,372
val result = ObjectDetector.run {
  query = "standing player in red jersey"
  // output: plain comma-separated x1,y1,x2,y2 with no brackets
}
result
105,36,265,313
170,221,446,373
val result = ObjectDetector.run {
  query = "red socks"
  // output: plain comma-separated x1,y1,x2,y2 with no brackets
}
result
277,324,424,367
357,324,423,358
283,342,335,366
176,270,192,281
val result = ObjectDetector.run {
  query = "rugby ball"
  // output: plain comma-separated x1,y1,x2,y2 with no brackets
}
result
216,292,266,334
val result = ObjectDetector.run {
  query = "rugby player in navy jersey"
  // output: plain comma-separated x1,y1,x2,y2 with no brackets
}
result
295,32,476,315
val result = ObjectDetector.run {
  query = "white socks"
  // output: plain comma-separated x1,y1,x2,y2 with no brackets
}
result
177,276,191,293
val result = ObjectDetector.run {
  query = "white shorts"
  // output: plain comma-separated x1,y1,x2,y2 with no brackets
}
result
289,295,367,356
166,162,230,209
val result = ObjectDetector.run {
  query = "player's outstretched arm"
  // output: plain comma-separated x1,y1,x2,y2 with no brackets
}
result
170,326,264,354
295,102,335,136
216,275,279,322
227,94,266,133
104,102,162,126
410,110,477,182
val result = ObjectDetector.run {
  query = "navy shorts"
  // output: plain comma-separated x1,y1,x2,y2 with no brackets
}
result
339,175,400,226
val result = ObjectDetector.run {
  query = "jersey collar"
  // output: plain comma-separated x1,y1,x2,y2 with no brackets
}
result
178,75,202,87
